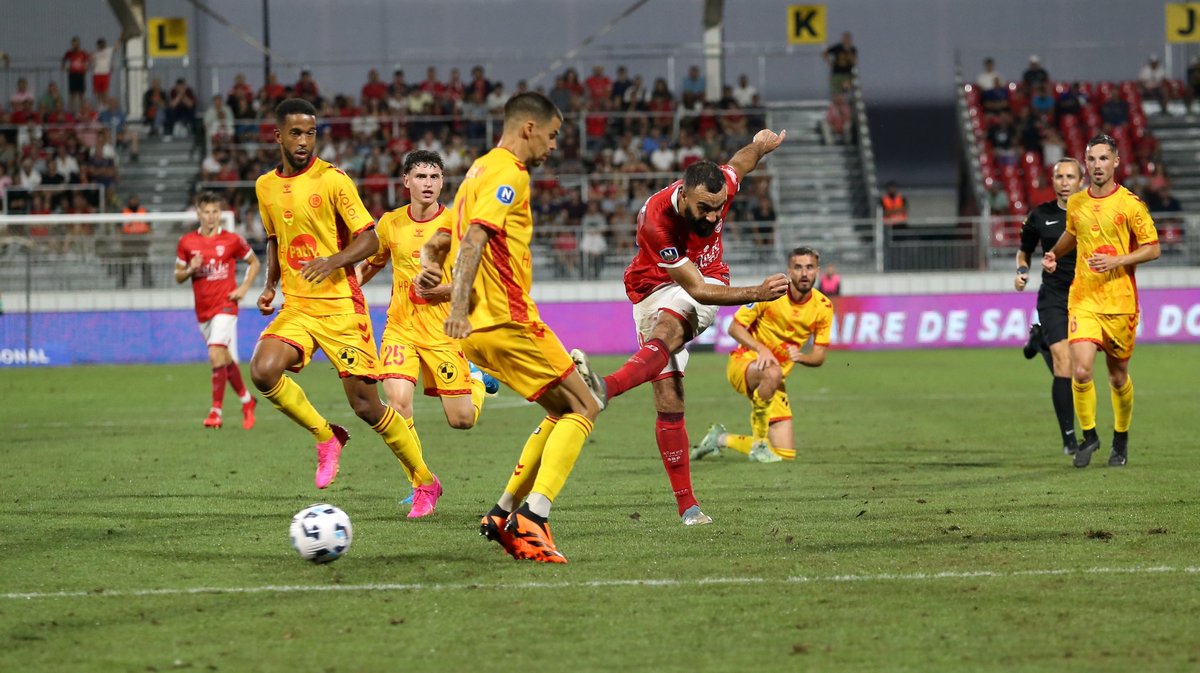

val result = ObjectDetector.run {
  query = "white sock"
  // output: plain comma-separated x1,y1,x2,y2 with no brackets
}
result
526,492,552,517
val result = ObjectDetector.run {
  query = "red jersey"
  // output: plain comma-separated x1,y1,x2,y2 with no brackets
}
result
63,48,89,74
176,228,253,322
623,164,740,303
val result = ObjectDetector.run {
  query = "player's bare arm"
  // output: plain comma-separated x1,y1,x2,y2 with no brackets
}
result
416,230,451,288
230,252,262,301
355,259,386,286
728,320,779,372
665,260,788,306
727,128,787,180
790,343,827,367
445,224,491,339
174,251,202,284
1087,241,1161,273
300,228,380,283
1043,231,1077,274
258,237,281,315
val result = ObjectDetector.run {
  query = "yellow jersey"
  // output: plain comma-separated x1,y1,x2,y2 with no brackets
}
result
448,147,540,330
731,289,834,377
366,204,455,348
1065,185,1158,315
256,157,375,316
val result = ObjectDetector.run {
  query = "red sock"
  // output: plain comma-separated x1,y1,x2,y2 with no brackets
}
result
225,362,248,398
603,338,669,400
211,366,228,409
655,411,698,516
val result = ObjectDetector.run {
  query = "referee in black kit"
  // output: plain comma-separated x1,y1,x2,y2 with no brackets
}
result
1015,157,1085,455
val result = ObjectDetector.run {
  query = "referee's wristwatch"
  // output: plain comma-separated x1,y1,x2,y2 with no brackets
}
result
1016,266,1029,275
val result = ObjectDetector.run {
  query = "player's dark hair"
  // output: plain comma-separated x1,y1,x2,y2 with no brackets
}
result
403,150,444,174
790,246,821,263
195,191,222,208
504,92,562,126
274,97,317,125
683,161,725,194
1086,133,1119,154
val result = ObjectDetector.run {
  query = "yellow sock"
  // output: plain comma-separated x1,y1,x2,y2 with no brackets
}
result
505,416,557,502
1111,378,1133,432
373,407,433,485
529,413,592,502
1073,379,1097,431
724,433,755,455
397,417,418,486
263,376,332,441
470,376,486,425
750,390,770,440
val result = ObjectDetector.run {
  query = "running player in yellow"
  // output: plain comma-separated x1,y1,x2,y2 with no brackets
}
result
249,98,439,517
355,150,496,514
418,92,601,563
1043,133,1160,468
692,247,832,463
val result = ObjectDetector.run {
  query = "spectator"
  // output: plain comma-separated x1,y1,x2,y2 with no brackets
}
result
585,65,611,102
1100,94,1129,127
407,82,433,115
648,78,675,126
822,92,852,144
39,81,64,115
226,73,254,108
986,181,1010,215
988,111,1019,165
562,67,585,98
460,90,489,143
118,194,152,288
418,66,445,100
486,82,507,114
579,200,609,279
259,72,285,107
0,163,12,201
1147,184,1181,214
361,68,388,104
732,73,757,108
610,65,633,103
203,95,235,148
415,129,444,156
91,37,120,101
444,68,466,111
228,88,257,142
976,57,1005,91
681,65,706,107
880,181,908,227
294,70,320,105
167,78,198,140
62,35,89,114
1021,55,1049,93
548,75,573,112
622,74,647,110
1139,54,1170,114
675,130,704,169
17,155,42,191
1055,82,1084,118
648,136,675,172
823,32,857,96
388,69,409,99
1187,56,1200,114
818,262,841,296
1042,127,1065,167
1030,84,1054,119
9,77,34,108
51,144,81,184
467,65,492,99
749,194,776,246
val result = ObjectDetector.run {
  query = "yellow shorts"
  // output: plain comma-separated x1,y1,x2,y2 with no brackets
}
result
726,351,793,422
462,320,574,401
1068,310,1138,361
259,306,380,378
379,323,473,397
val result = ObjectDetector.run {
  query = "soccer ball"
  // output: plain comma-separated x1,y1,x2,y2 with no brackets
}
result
289,503,352,563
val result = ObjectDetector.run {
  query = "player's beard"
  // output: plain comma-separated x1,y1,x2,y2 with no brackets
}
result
284,148,311,173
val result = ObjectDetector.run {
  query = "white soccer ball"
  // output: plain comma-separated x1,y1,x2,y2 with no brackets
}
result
289,503,352,563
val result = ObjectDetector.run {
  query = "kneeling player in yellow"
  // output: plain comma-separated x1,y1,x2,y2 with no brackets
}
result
692,247,833,463
249,98,436,511
356,150,495,517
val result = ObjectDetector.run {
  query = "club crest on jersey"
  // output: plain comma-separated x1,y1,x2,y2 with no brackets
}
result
215,245,225,256
659,247,679,262
309,194,322,208
496,185,515,205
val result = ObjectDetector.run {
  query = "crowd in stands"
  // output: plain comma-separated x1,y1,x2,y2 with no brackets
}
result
194,63,778,277
969,54,1188,220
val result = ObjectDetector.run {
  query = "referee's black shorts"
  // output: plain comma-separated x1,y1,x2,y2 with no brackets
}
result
1037,288,1070,345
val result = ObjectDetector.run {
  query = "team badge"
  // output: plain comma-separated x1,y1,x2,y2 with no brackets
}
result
659,247,679,263
309,194,323,208
215,245,225,256
496,185,515,205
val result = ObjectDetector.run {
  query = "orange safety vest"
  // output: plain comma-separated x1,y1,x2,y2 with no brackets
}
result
122,206,149,235
881,193,907,225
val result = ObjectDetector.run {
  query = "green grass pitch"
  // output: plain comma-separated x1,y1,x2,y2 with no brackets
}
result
2,346,1198,672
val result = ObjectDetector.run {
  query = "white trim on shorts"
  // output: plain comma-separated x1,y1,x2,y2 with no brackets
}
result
631,277,724,376
199,313,239,362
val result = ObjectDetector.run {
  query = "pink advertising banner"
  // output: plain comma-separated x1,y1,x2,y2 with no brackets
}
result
541,288,1200,354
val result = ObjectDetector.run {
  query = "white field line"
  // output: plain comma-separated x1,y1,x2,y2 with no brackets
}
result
5,565,1198,601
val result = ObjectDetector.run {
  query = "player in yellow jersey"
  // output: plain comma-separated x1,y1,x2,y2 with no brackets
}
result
1043,134,1160,468
248,98,439,515
355,150,497,514
692,248,832,463
417,93,601,563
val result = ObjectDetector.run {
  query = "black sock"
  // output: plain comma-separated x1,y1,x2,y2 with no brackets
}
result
488,504,510,520
1083,427,1099,443
1113,430,1128,449
517,503,548,526
1052,377,1075,444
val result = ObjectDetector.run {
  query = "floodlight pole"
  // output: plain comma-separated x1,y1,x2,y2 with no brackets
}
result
262,0,271,90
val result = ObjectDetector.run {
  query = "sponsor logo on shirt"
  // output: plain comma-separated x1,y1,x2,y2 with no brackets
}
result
496,185,515,205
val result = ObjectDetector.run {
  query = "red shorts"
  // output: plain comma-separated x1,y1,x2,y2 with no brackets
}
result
93,74,111,96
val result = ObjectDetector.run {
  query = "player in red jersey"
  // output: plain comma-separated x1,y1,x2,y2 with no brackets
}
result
175,191,262,429
572,129,789,526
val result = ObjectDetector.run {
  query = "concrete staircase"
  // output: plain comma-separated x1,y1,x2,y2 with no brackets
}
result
1149,111,1200,207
